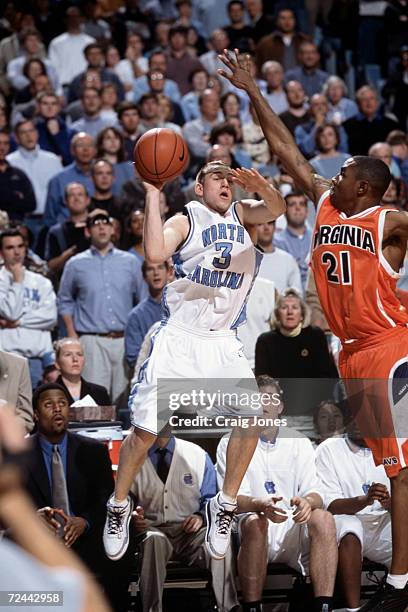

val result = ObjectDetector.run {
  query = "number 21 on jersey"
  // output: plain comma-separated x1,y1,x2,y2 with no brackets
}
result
321,250,352,285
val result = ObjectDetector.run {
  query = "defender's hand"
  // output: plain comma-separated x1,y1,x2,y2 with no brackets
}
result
217,49,255,91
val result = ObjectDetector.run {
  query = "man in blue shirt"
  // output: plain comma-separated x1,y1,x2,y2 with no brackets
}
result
58,209,148,402
285,42,330,99
125,260,172,370
274,191,312,292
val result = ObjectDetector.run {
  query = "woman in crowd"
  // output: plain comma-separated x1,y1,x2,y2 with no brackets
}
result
323,75,358,124
310,123,351,178
96,126,134,191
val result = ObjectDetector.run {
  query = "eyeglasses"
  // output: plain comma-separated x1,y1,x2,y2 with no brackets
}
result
88,217,112,227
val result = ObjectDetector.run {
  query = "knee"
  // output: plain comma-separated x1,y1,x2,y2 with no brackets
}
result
143,531,171,554
308,509,336,539
128,427,156,450
339,532,362,552
241,513,268,545
392,466,408,486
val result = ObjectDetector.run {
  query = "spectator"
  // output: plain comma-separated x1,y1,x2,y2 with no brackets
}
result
164,25,204,96
316,431,392,611
119,176,186,220
0,129,36,221
89,159,122,219
95,127,134,192
133,51,182,104
124,209,145,260
181,68,210,121
209,122,252,168
245,0,275,44
285,41,330,99
13,58,49,105
0,349,33,433
68,42,124,104
223,0,254,50
7,29,61,95
255,288,337,379
279,80,308,136
10,73,54,127
368,141,403,180
55,338,111,406
145,72,185,126
242,104,273,168
32,0,63,47
261,60,289,115
125,260,171,369
100,83,119,124
105,37,147,102
274,191,312,289
131,428,238,612
381,176,405,208
82,0,111,43
117,101,142,161
44,132,96,228
382,45,408,130
183,88,222,165
45,182,90,276
0,229,57,386
221,91,245,122
217,375,338,612
310,124,351,179
199,29,231,77
58,209,147,402
23,383,115,594
71,87,113,140
138,93,181,135
34,92,76,167
175,0,207,38
384,0,408,59
7,120,63,231
48,6,95,87
323,76,358,125
255,8,310,73
256,220,302,293
343,86,400,156
313,399,345,445
387,130,408,185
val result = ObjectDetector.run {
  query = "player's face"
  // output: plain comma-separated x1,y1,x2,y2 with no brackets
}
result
257,221,275,246
316,402,344,441
277,296,303,330
330,158,357,211
196,171,234,214
57,341,85,377
144,262,169,292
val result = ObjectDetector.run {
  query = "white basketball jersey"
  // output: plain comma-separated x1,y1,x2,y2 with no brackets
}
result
163,200,263,331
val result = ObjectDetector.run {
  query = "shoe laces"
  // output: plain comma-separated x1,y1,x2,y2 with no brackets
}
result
107,504,128,536
215,508,235,535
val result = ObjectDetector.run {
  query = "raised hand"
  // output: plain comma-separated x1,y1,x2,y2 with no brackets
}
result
217,48,255,92
230,168,271,194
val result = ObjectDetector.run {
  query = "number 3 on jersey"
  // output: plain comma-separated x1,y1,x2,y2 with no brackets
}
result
213,242,232,270
321,251,352,285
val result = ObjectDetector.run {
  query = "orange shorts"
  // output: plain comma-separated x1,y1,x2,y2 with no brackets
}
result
339,327,408,478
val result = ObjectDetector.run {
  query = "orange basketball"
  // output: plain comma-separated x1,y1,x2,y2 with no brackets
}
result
134,128,189,183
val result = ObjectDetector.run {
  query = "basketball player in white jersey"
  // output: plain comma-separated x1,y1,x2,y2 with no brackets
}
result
103,162,286,561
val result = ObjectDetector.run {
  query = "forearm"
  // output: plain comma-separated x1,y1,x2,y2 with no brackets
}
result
144,192,167,263
328,496,369,515
48,252,71,272
61,313,77,337
237,495,267,513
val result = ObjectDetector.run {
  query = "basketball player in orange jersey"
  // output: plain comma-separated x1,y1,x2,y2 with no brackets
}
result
218,51,408,612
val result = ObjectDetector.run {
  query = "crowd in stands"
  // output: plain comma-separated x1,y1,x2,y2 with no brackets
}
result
0,0,407,610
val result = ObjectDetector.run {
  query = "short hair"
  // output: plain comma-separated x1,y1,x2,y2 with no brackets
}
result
36,91,59,104
256,375,283,395
209,122,237,145
81,86,101,99
228,0,244,10
14,119,35,134
84,42,103,57
142,259,170,276
0,128,10,137
355,85,378,102
0,228,25,250
148,51,166,66
386,130,407,147
54,337,82,359
352,156,391,198
91,158,114,175
64,182,88,200
323,75,348,97
138,93,159,107
169,25,189,39
274,288,310,328
196,160,231,184
315,123,340,152
117,101,139,119
32,383,71,413
220,91,241,111
20,28,41,44
188,67,209,84
285,190,308,206
313,399,343,428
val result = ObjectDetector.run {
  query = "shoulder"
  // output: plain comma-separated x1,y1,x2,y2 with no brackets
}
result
304,325,326,339
175,437,206,458
39,150,61,163
315,436,344,456
257,330,275,343
68,431,109,454
127,298,148,319
0,349,26,369
49,33,67,46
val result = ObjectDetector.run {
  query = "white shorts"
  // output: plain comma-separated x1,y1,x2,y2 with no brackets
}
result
334,512,392,568
129,319,256,435
237,514,310,575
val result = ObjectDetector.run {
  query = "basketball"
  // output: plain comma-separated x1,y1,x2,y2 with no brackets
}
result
134,128,189,184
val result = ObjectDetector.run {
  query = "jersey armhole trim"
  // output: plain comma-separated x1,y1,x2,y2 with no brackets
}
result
378,208,403,279
173,206,194,255
231,201,242,224
316,189,330,215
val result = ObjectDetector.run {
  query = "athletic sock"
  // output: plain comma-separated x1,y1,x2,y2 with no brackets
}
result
242,601,262,612
386,572,408,589
219,491,237,507
313,596,333,611
346,607,361,611
112,497,128,507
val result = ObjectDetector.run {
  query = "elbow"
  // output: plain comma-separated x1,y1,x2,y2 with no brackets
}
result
144,249,166,264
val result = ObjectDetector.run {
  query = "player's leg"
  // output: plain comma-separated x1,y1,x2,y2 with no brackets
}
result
237,513,269,611
307,509,338,608
337,533,363,609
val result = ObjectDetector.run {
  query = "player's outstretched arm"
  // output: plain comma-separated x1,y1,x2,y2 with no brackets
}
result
143,182,189,263
231,168,286,224
384,210,408,239
218,50,330,204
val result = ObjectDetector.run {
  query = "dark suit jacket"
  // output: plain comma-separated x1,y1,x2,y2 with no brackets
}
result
56,375,111,406
22,432,114,570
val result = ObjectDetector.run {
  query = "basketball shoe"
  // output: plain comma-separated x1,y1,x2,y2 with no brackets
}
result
205,492,236,559
103,495,133,560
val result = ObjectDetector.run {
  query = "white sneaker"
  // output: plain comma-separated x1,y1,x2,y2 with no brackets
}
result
103,496,133,560
205,492,236,560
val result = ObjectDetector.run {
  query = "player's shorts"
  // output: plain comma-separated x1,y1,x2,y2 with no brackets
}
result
339,326,408,478
129,319,256,435
237,513,310,575
334,512,391,568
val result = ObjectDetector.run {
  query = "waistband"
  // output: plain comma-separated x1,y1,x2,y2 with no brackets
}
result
78,331,124,339
165,318,237,338
341,326,408,354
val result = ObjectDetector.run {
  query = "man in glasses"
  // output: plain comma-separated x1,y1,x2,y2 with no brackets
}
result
58,209,148,403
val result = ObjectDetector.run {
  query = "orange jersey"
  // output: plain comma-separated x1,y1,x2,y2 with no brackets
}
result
311,191,408,343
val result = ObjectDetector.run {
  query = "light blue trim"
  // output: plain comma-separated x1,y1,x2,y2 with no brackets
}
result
230,201,241,224
174,204,195,256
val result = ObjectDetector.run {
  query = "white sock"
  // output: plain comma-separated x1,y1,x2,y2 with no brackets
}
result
219,491,237,507
112,496,128,507
386,572,408,589
346,608,360,611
